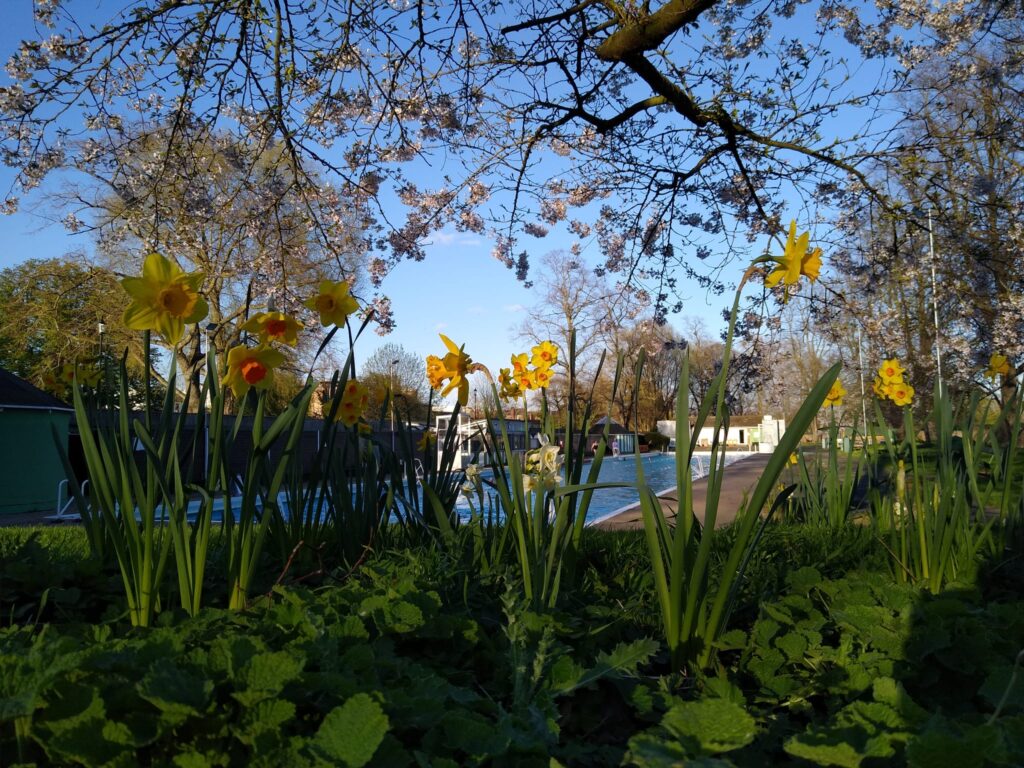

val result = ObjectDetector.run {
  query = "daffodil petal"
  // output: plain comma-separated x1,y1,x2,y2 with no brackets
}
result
123,301,161,331
142,253,177,284
440,334,460,355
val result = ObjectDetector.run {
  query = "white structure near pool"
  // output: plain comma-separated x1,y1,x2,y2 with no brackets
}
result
656,414,787,454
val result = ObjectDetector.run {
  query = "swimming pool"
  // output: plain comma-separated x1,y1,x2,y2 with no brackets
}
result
156,451,752,526
454,451,753,525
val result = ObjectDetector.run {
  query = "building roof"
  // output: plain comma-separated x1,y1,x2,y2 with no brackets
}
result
0,368,72,411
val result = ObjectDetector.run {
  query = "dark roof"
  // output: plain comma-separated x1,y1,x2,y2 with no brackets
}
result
0,368,72,411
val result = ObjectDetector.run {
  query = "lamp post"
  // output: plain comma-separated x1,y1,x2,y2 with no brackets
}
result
390,358,399,451
97,321,106,401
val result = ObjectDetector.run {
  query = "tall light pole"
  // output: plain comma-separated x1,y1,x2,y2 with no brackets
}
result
97,321,106,402
390,358,399,451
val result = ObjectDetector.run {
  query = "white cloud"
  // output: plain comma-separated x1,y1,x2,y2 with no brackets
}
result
429,230,482,247
503,303,526,313
434,321,448,332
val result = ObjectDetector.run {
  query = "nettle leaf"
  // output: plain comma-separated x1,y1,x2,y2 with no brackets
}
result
549,638,659,695
36,685,133,767
310,693,389,768
703,677,745,705
137,662,213,724
660,699,756,754
784,730,866,768
788,566,822,593
237,698,296,750
715,629,747,651
872,677,928,725
234,651,305,706
776,632,808,661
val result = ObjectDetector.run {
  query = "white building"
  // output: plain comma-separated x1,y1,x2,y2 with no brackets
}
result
657,414,786,453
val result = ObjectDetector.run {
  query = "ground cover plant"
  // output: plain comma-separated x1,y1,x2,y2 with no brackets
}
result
3,235,1023,766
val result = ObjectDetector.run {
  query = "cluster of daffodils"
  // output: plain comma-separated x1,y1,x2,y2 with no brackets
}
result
984,353,1011,382
522,435,564,494
336,378,370,428
499,341,558,400
873,358,914,407
461,462,483,498
119,253,368,425
42,359,102,397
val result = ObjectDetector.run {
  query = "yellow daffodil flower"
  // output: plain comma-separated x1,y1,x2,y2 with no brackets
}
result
511,352,530,377
337,378,370,427
531,340,558,370
889,382,914,407
533,366,553,389
426,355,446,390
240,311,304,346
304,279,359,327
878,358,904,385
428,334,472,406
764,220,823,289
789,452,799,465
498,367,521,400
984,353,1011,381
222,344,286,399
417,430,437,452
519,369,537,391
121,253,208,344
872,375,886,398
357,421,372,437
41,371,66,397
823,380,846,408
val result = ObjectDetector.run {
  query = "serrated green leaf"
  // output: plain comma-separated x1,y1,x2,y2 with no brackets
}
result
311,693,388,767
660,699,756,754
137,663,213,722
787,566,822,593
235,651,304,706
776,632,808,660
785,731,865,768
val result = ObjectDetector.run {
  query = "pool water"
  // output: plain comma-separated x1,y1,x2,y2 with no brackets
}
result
456,451,752,525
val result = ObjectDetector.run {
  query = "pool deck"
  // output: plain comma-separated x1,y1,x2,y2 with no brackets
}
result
594,452,773,531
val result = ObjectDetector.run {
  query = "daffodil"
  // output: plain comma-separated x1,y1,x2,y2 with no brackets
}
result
304,279,359,327
519,369,537,391
417,430,437,452
426,334,472,406
984,353,1011,381
511,352,530,377
222,344,286,399
878,358,904,385
789,452,799,465
40,371,66,397
764,220,823,289
426,355,446,390
121,253,208,344
531,340,558,370
337,378,370,427
498,367,521,400
889,382,914,407
823,380,846,408
524,435,563,493
533,366,553,389
872,375,886,398
240,311,304,346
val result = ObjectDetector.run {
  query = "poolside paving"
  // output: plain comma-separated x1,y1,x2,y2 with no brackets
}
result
594,452,773,531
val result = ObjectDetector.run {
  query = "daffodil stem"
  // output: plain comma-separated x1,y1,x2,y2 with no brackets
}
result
143,330,152,432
